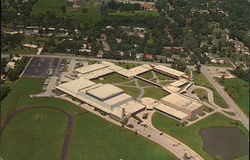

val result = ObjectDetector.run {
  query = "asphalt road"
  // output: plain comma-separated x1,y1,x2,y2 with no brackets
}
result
1,53,195,69
201,66,249,130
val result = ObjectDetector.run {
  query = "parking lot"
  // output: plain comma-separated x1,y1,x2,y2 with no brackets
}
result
22,57,54,78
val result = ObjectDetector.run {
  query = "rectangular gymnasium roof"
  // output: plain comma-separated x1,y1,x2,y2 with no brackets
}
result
86,84,124,100
154,103,188,120
161,93,202,111
56,78,96,94
154,65,185,77
104,93,132,106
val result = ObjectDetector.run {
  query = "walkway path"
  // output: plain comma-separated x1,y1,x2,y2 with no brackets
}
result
186,84,241,126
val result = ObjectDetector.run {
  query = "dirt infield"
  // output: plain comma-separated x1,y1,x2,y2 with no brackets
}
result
0,106,75,160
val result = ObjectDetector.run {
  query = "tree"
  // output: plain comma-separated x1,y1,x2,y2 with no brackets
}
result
220,75,225,84
195,64,201,73
61,5,66,13
0,84,11,100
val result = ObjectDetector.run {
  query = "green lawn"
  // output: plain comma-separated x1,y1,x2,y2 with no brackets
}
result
70,113,177,160
32,0,101,23
0,109,67,160
93,73,130,84
118,86,140,98
137,79,151,87
193,88,208,102
217,78,249,117
152,112,248,160
109,10,160,16
154,72,175,80
143,87,168,100
192,71,229,108
139,71,154,80
0,78,178,159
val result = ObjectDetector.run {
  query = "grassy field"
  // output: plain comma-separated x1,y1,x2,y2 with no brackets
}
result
70,112,177,160
0,109,67,160
216,78,249,117
0,78,178,159
152,112,248,160
93,73,130,84
192,71,229,108
32,0,101,23
193,88,208,102
109,10,160,16
143,87,168,100
139,71,154,80
154,72,175,80
119,86,140,98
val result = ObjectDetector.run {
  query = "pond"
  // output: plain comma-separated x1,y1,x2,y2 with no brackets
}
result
200,127,249,160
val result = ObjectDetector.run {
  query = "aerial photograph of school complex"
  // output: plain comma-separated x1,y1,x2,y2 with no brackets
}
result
0,0,249,160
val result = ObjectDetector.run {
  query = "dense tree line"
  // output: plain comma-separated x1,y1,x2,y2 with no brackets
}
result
0,84,11,100
230,67,249,82
1,33,24,52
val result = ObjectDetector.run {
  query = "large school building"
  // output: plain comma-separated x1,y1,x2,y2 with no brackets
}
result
55,78,145,121
55,61,203,122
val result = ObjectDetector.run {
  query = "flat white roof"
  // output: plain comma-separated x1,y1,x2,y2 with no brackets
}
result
86,84,124,100
75,63,108,74
154,65,185,77
56,78,95,94
169,79,188,87
166,86,181,92
104,93,132,106
154,103,188,120
80,67,114,80
161,93,203,111
112,101,146,119
116,64,152,78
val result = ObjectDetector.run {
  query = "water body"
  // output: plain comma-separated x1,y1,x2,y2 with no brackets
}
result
200,127,249,160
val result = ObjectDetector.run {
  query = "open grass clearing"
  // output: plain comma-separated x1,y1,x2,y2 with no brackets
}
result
139,71,154,80
152,113,248,160
143,87,168,100
216,78,249,117
192,71,229,108
70,112,177,160
118,86,140,98
32,0,101,23
192,88,208,102
154,72,175,80
93,73,130,84
0,108,67,160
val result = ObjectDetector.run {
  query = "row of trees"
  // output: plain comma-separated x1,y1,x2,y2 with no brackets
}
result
8,57,30,81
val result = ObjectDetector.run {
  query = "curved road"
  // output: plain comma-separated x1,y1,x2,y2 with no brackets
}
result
0,106,75,160
201,66,249,130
